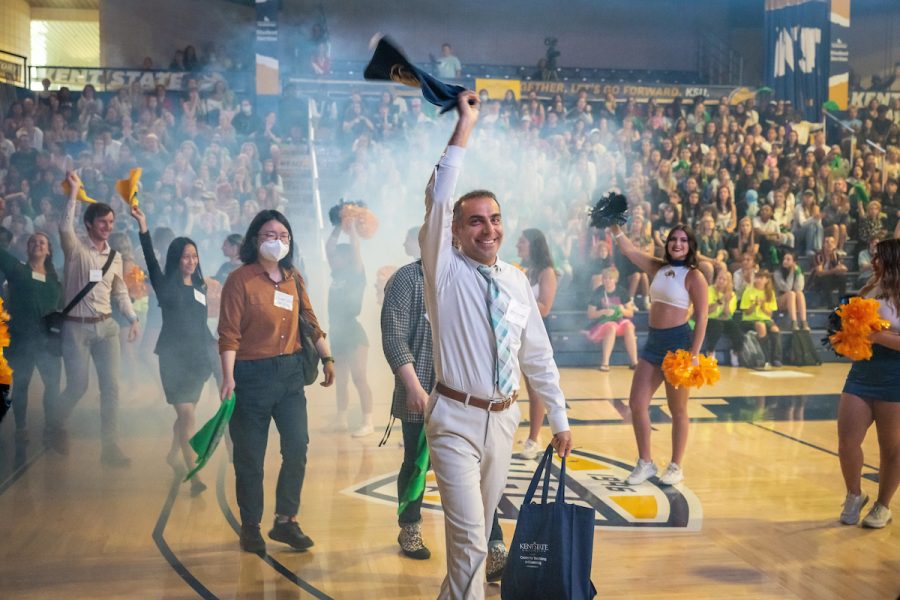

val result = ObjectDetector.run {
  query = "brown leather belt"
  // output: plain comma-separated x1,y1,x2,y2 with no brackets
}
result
435,382,517,412
64,314,111,324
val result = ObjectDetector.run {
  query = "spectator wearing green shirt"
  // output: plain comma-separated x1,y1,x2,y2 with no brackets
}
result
703,270,742,365
740,269,783,367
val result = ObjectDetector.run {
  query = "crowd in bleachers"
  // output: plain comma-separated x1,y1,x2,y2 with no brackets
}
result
318,88,900,316
1,67,900,368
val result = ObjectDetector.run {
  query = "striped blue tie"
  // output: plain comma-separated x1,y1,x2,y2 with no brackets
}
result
477,265,516,397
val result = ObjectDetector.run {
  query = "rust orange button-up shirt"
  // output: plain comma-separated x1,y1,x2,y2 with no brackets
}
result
218,263,325,361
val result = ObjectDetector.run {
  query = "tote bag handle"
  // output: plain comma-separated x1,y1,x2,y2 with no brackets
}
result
523,444,567,506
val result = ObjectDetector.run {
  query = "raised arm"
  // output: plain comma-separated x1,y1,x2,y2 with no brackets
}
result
59,171,80,257
131,205,165,296
419,91,479,286
609,223,664,276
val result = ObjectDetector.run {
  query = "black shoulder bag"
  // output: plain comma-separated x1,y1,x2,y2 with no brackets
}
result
43,249,117,356
292,274,321,386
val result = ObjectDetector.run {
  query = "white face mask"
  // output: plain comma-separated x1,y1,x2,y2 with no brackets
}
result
259,239,289,262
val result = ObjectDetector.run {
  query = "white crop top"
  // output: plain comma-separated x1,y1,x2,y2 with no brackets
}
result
649,264,691,309
868,285,900,331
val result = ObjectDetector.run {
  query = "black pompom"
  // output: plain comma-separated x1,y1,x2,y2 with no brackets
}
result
820,294,859,355
589,192,629,229
328,200,345,226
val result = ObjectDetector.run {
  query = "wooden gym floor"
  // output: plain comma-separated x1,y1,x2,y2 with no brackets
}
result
0,361,898,599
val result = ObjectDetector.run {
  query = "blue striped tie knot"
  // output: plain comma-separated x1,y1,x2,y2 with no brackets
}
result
477,265,516,397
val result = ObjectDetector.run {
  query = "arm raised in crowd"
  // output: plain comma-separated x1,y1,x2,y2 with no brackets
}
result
130,205,166,298
419,91,479,287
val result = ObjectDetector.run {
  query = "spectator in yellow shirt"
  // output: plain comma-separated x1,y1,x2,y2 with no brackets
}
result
740,269,783,366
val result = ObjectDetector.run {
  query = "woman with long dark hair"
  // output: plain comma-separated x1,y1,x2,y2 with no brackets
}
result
515,228,559,459
609,223,709,486
0,233,62,444
218,209,334,554
130,205,215,495
837,238,900,529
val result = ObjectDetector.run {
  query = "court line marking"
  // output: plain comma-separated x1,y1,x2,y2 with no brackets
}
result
0,446,45,496
152,474,219,600
748,422,879,471
215,458,334,600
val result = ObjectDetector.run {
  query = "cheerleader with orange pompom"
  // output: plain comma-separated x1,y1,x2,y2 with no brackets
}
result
606,205,708,487
837,238,900,529
326,202,377,436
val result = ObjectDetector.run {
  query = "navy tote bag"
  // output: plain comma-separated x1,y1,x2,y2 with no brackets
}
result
502,445,597,600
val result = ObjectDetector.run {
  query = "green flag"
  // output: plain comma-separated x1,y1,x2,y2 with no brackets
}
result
851,181,869,205
397,426,429,516
184,393,236,482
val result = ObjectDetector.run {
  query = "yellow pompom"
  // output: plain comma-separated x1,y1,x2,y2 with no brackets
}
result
61,176,97,204
662,349,720,389
828,297,890,361
115,167,142,207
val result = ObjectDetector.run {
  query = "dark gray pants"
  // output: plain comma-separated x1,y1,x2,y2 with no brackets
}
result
9,333,61,433
230,352,308,526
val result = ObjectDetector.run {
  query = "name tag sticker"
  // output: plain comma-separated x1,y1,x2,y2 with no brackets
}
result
274,290,294,311
194,289,207,305
505,299,530,328
89,269,103,282
32,271,46,282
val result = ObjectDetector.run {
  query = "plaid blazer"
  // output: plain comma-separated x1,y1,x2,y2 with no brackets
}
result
380,260,434,423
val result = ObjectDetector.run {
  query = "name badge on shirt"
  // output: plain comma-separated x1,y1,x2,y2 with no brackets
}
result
32,271,46,283
89,269,103,282
194,288,207,306
505,298,531,329
274,290,294,311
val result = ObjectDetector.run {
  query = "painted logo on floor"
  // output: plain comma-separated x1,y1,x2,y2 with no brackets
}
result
344,449,702,531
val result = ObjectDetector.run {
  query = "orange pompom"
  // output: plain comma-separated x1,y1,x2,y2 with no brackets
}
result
125,265,148,299
341,204,379,239
828,297,890,361
662,349,720,389
0,298,12,385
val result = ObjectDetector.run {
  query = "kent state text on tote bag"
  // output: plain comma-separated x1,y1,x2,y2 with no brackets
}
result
502,445,597,600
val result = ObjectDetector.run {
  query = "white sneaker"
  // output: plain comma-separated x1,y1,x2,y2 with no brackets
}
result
518,438,541,460
839,491,869,525
626,459,657,485
861,502,892,529
351,423,374,438
659,462,684,485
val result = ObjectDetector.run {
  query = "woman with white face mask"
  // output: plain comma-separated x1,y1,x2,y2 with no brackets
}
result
218,210,334,555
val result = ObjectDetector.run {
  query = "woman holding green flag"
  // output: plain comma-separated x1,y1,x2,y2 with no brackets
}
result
129,204,214,496
218,210,334,555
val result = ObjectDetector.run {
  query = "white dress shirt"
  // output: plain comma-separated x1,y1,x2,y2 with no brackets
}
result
420,145,569,434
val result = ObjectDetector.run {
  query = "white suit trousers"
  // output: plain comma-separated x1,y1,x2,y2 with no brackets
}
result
425,393,521,600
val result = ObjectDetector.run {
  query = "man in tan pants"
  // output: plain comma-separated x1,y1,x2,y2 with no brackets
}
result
420,90,573,599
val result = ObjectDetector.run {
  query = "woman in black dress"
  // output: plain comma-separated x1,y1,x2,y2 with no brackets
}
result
130,204,215,495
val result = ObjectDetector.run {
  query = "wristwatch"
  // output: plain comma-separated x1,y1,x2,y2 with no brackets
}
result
321,356,335,364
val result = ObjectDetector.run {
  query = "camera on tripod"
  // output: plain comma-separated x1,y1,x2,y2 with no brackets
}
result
544,37,560,71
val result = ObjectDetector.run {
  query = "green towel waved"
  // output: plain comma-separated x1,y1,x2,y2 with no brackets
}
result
184,393,236,482
398,426,429,516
